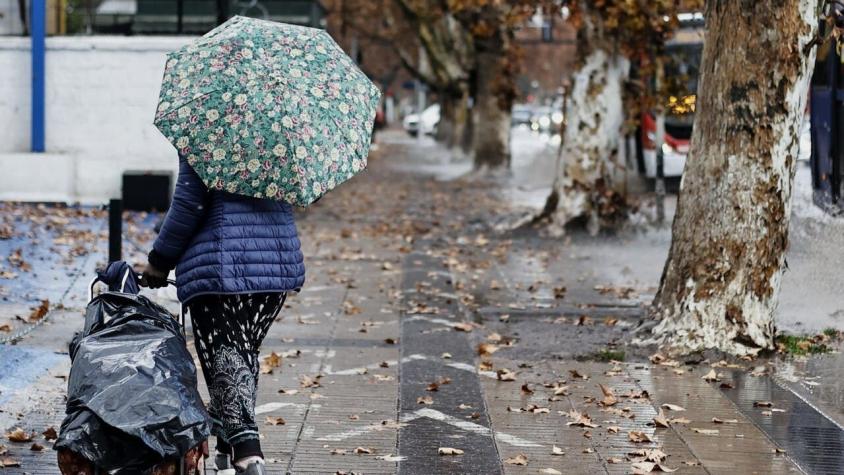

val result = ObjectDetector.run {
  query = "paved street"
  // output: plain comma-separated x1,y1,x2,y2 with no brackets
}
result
2,132,844,474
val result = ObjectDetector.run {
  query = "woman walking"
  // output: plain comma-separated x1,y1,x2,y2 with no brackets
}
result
141,156,305,474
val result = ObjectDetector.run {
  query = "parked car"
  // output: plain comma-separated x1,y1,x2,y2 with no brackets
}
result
511,104,534,127
403,104,440,136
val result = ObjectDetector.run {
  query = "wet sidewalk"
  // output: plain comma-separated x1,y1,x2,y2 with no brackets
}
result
2,132,844,474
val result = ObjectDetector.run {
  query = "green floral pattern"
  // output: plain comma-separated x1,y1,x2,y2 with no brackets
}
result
154,16,381,206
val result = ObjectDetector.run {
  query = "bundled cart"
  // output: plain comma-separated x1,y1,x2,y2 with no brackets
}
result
55,261,211,474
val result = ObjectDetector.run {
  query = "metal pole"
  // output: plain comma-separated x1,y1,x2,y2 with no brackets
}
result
654,57,666,224
416,80,425,142
108,199,122,263
31,0,45,153
176,0,184,34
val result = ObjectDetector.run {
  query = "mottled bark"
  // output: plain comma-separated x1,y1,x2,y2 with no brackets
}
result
436,86,472,153
648,0,818,355
471,41,512,170
544,45,629,233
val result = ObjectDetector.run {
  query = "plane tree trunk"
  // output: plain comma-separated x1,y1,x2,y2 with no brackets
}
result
648,0,818,355
541,14,629,234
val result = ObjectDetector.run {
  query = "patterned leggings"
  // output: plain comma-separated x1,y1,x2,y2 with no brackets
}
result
188,292,287,459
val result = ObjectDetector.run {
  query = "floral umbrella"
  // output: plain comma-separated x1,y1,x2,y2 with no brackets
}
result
154,16,381,206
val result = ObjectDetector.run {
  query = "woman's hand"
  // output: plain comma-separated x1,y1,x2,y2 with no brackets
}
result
140,263,169,289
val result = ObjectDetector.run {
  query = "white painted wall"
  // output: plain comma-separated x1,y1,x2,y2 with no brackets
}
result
0,35,194,203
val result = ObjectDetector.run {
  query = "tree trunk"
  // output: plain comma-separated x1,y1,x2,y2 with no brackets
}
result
648,0,818,355
471,41,512,171
543,45,629,234
436,86,472,153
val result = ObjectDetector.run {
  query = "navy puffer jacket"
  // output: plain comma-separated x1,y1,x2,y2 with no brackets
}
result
149,158,305,303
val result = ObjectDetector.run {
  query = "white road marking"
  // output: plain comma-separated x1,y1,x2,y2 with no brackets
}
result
324,353,497,379
412,408,542,448
316,414,420,442
315,408,541,448
255,402,319,414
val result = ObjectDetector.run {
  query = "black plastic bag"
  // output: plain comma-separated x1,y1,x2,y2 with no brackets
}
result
55,262,210,473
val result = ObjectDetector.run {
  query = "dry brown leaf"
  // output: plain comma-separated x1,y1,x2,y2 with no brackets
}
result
354,447,373,455
691,428,719,435
753,401,773,408
42,427,58,441
608,426,620,434
496,368,516,381
453,322,474,332
607,456,623,464
504,453,528,465
661,404,685,412
702,369,721,382
569,369,588,380
565,410,599,428
278,389,299,395
712,417,738,424
628,431,654,443
477,343,499,356
540,469,562,475
417,396,433,405
599,384,617,407
299,375,322,388
551,445,565,455
632,461,678,474
652,409,670,428
330,448,347,455
5,428,33,443
438,447,464,456
30,442,44,451
0,457,20,468
28,299,49,322
265,416,286,426
0,324,11,332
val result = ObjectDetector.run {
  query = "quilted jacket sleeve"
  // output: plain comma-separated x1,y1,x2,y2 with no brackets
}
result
148,158,210,271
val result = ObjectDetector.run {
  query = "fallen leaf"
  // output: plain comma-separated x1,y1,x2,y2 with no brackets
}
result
354,447,373,455
753,401,773,408
540,469,562,475
0,457,20,468
28,299,49,322
599,384,617,406
278,389,299,395
30,442,45,451
551,445,565,455
652,409,670,428
520,383,533,395
632,461,677,474
628,431,654,443
569,369,588,380
607,456,623,463
477,343,499,356
42,427,58,441
691,428,719,435
711,417,738,424
300,375,322,388
453,322,474,332
441,352,452,359
330,448,347,455
0,324,10,332
702,369,720,382
504,453,528,465
438,447,464,456
265,416,286,426
661,404,685,412
5,428,33,443
417,396,433,405
496,368,516,381
565,410,599,428
608,426,620,434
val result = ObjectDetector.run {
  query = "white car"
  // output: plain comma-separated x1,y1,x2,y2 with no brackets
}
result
403,104,440,136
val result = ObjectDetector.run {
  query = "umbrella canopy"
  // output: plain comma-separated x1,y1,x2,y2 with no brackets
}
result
154,16,381,206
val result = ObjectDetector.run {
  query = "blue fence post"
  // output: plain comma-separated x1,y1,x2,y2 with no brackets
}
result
31,0,46,153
